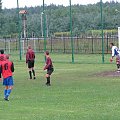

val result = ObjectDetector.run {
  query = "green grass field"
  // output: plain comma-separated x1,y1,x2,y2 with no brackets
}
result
0,53,120,120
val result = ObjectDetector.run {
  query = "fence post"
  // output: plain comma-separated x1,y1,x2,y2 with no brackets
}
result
63,36,65,53
16,36,18,50
77,36,79,53
38,38,40,52
50,36,53,52
4,37,6,51
106,34,109,54
92,36,94,54
8,39,11,54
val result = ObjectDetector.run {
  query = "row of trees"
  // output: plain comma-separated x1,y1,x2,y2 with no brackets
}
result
0,1,120,38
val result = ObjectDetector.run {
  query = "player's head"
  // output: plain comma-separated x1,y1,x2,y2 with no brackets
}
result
110,43,114,48
5,54,9,60
0,49,4,54
45,51,49,56
28,45,32,49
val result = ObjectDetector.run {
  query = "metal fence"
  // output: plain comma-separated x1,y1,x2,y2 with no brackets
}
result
0,35,118,54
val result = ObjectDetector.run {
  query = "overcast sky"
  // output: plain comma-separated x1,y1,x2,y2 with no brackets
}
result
2,0,120,9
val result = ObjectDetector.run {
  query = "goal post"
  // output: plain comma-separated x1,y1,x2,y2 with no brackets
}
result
118,27,120,49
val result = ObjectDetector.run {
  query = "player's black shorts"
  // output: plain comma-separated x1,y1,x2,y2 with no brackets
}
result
28,60,34,68
47,68,54,75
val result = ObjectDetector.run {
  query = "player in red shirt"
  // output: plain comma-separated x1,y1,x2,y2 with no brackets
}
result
43,51,54,86
0,55,14,101
26,45,36,79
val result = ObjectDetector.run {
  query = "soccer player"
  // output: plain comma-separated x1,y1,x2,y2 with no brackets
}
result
26,45,36,79
43,51,54,86
0,49,6,63
0,55,14,101
110,42,120,71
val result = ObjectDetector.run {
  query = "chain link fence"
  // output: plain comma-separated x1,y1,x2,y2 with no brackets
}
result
0,34,118,63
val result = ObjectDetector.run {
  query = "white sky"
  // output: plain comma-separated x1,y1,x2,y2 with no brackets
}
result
2,0,120,9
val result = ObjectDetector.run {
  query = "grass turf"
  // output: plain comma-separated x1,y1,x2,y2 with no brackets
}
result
0,54,120,120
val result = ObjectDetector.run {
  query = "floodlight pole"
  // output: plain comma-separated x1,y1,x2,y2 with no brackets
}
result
43,0,46,52
17,0,22,60
69,0,74,63
100,0,104,63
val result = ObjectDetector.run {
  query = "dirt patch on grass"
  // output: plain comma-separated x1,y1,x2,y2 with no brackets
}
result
94,71,120,77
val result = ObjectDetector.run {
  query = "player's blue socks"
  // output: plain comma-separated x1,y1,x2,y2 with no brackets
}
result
5,89,12,98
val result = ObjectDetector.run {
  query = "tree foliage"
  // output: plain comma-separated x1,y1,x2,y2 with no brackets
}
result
1,1,120,37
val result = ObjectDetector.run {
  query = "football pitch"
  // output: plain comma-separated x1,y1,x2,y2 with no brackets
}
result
0,54,120,120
